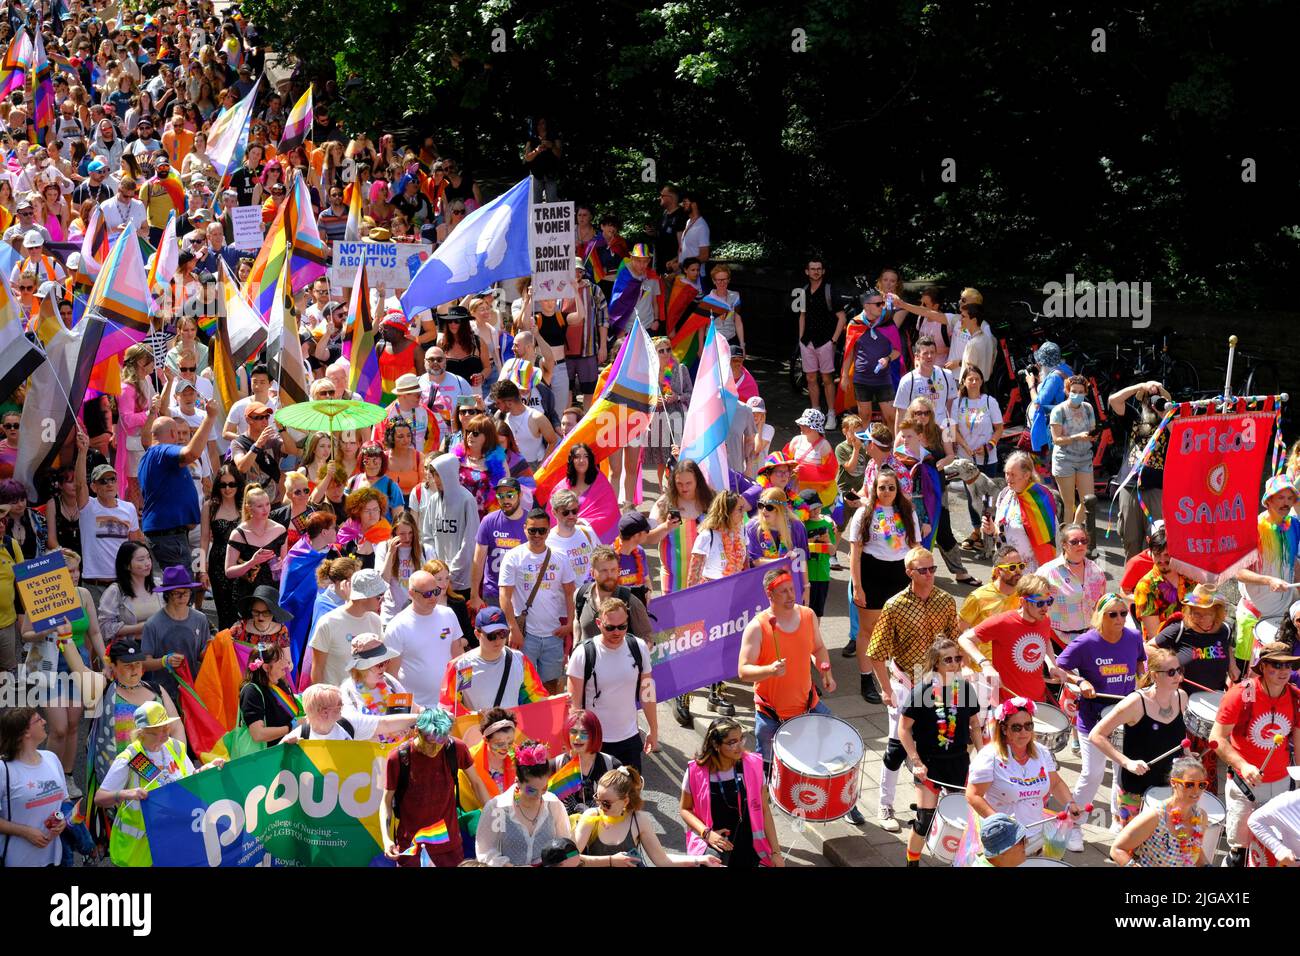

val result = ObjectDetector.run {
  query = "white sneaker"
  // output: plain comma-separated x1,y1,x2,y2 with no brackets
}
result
877,806,901,832
1067,827,1085,852
825,411,838,431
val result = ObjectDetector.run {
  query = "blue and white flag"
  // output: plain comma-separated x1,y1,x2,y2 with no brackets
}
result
400,177,532,317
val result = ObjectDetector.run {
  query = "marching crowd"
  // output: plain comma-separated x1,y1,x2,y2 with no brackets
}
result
0,0,1298,872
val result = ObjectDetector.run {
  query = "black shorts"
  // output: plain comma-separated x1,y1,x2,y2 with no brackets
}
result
857,552,911,609
854,381,893,404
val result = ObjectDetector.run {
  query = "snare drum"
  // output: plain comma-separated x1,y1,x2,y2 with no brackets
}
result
1032,703,1072,753
925,793,970,863
1143,787,1226,864
1185,691,1223,741
770,713,863,822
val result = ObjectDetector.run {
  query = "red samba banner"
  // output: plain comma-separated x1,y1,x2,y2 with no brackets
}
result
1164,409,1276,578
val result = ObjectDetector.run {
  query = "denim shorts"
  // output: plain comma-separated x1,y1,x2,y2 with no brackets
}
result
522,632,565,682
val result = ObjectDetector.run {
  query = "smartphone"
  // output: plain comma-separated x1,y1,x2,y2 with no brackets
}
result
844,491,860,502
668,509,681,521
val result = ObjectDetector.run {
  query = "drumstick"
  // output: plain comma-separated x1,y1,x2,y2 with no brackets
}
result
1258,734,1288,776
1060,680,1126,702
1146,737,1194,767
1024,803,1094,829
1179,676,1218,694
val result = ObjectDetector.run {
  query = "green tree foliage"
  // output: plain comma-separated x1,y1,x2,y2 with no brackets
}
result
244,0,1300,305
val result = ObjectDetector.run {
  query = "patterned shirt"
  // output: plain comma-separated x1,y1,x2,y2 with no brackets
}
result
868,586,959,680
1038,556,1108,641
1134,566,1193,636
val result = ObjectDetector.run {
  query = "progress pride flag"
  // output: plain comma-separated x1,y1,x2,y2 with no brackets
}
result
1164,409,1275,579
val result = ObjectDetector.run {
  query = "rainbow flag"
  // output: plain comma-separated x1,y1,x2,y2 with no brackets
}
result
670,308,708,367
284,169,327,287
152,169,188,218
279,86,313,151
400,820,451,853
547,758,583,799
342,259,381,403
662,276,699,336
244,209,288,320
679,323,737,493
583,240,608,284
952,806,983,867
534,316,658,500
520,660,547,703
86,225,154,397
607,260,655,336
504,358,543,392
0,30,32,98
264,256,310,405
29,28,53,145
344,178,364,241
77,205,110,286
1018,482,1059,566
269,684,304,719
206,75,260,188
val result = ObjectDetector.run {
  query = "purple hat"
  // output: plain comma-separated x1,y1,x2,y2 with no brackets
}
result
155,565,200,592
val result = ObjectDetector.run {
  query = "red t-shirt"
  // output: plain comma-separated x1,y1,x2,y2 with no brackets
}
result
1121,551,1153,595
1216,677,1299,784
974,609,1055,702
384,739,473,858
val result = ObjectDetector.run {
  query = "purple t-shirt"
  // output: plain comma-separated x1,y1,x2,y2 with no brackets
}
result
852,322,899,386
1056,626,1144,731
475,510,527,601
743,517,809,580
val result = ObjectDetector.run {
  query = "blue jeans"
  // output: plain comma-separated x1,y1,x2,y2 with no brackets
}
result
848,579,858,643
756,699,832,765
522,632,565,683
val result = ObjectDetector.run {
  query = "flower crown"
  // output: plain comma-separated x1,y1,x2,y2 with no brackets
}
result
515,743,549,767
993,697,1036,722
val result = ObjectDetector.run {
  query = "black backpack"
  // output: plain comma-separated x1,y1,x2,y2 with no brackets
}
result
392,740,460,823
300,717,355,739
578,637,645,711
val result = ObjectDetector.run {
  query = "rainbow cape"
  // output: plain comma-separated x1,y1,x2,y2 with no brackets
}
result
662,276,699,335
547,758,583,799
607,260,660,335
659,517,697,593
1017,482,1059,566
783,437,838,508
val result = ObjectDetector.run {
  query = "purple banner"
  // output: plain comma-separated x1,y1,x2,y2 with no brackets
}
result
647,559,797,699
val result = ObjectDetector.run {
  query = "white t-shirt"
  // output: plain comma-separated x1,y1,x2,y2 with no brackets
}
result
374,539,416,625
690,526,734,580
953,394,1004,466
547,523,598,588
384,604,462,708
0,751,66,868
950,322,996,379
679,216,711,261
846,505,921,562
227,393,281,436
893,367,958,424
308,607,384,687
565,636,651,742
283,710,381,741
967,743,1058,831
78,497,140,579
170,379,215,413
498,544,576,637
455,648,530,712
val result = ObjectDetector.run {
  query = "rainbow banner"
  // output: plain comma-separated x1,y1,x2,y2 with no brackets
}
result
142,741,392,867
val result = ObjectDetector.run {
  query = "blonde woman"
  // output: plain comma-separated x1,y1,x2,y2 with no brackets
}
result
165,315,209,375
223,485,289,607
743,488,810,602
688,490,749,587
274,472,316,549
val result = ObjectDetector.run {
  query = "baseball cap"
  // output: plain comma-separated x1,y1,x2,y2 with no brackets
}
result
87,159,107,172
475,606,509,634
618,511,650,538
350,568,386,599
90,463,117,482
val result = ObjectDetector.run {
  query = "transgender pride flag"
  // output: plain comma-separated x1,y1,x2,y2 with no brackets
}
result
678,322,738,492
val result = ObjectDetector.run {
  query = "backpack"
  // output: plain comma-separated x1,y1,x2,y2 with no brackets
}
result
574,582,637,629
391,740,461,824
578,637,645,712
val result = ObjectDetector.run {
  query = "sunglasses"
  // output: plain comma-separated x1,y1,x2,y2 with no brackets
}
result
1006,721,1035,733
94,476,117,484
248,413,271,420
557,509,578,518
758,502,780,511
601,622,628,632
1065,538,1089,546
363,451,384,458
412,587,443,599
996,562,1026,573
218,481,238,489
179,365,196,372
526,527,549,536
291,488,309,497
1027,597,1055,609
939,655,963,665
1158,666,1184,676
498,491,519,499
1262,659,1299,671
483,631,508,641
910,566,937,575
1,423,18,431
1103,610,1125,619
1171,778,1209,791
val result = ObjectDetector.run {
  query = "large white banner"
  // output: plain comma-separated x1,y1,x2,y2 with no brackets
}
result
328,241,432,292
529,201,574,300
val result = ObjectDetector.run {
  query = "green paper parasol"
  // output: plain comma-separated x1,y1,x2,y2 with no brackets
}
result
273,399,388,434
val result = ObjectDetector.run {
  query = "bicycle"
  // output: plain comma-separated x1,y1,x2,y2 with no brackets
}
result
1101,331,1201,402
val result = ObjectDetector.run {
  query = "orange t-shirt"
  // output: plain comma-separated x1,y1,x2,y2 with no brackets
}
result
163,128,195,166
754,605,820,720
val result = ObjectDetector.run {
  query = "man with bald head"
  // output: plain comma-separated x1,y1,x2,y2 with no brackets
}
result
138,397,218,572
383,567,466,709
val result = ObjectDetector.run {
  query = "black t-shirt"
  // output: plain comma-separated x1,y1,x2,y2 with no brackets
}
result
657,206,688,271
902,678,982,761
239,681,296,742
534,310,567,348
801,282,838,346
1152,621,1233,691
444,174,477,204
229,434,283,492
525,136,561,178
